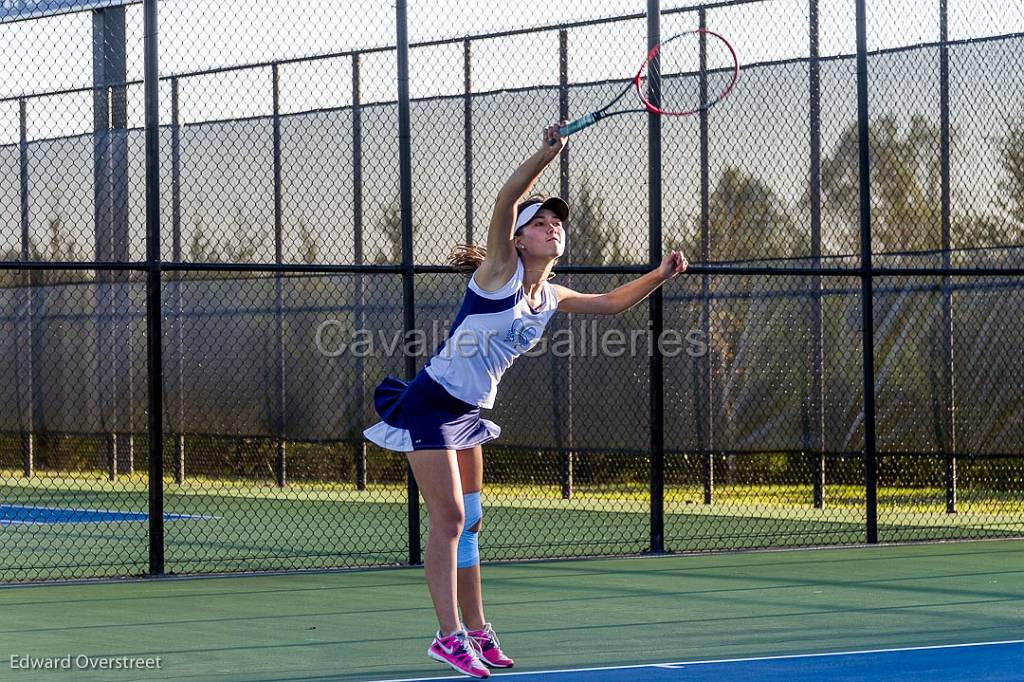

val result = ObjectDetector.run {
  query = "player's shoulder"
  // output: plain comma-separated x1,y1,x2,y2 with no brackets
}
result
471,256,522,295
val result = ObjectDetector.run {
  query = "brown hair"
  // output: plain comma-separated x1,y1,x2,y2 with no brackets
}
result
449,243,488,272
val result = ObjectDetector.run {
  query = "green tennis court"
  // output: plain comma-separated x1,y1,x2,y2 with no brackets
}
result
3,540,1023,681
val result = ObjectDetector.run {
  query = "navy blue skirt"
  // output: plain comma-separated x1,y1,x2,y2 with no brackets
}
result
363,370,501,452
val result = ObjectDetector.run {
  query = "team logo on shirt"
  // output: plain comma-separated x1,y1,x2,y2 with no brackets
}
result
505,319,538,349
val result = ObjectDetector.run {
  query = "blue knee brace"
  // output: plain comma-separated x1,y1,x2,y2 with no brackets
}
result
457,491,482,568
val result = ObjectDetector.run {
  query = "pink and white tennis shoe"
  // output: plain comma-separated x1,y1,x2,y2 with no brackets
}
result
467,623,515,668
427,630,490,678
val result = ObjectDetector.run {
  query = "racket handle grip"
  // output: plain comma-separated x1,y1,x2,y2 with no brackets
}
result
559,112,598,137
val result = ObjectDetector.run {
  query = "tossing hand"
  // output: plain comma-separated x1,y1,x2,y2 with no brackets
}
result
658,250,688,280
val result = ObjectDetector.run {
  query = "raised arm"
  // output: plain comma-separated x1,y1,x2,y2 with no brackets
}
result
553,250,688,315
474,125,565,290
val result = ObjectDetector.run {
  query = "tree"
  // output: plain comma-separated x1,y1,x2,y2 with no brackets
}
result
187,224,260,263
185,210,264,271
996,117,1024,239
371,204,403,264
568,177,627,266
953,213,1008,250
34,215,88,285
819,114,942,255
708,166,803,262
295,215,319,263
370,202,426,264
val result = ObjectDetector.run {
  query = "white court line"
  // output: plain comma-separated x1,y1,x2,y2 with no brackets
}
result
371,639,1024,682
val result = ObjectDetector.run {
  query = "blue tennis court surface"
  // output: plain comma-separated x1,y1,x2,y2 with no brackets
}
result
383,640,1024,682
0,504,213,525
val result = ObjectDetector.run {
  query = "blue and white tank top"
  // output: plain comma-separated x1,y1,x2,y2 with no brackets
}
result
424,258,558,408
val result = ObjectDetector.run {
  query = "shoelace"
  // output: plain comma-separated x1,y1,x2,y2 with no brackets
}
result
443,632,483,666
482,624,502,651
470,624,500,652
466,631,485,655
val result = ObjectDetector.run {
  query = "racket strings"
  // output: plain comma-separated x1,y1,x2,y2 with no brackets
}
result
638,31,738,115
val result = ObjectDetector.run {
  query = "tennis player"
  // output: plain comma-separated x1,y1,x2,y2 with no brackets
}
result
364,122,688,678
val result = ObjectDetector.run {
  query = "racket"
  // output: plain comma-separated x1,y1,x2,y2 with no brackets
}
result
557,28,739,138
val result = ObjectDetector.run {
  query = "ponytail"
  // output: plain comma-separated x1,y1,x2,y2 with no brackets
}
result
449,243,488,274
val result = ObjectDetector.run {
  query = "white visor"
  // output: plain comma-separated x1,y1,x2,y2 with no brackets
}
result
514,203,544,232
514,197,569,234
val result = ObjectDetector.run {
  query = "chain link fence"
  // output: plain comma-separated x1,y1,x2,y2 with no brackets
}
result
1,0,1023,581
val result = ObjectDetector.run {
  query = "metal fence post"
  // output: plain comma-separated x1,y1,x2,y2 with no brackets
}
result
464,38,474,247
939,0,957,514
18,98,35,479
93,12,117,481
557,28,574,501
272,63,287,489
93,7,133,477
143,0,166,577
396,0,421,566
353,53,368,491
809,0,826,509
698,8,714,506
647,0,665,554
109,10,133,477
170,77,185,484
855,0,879,544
